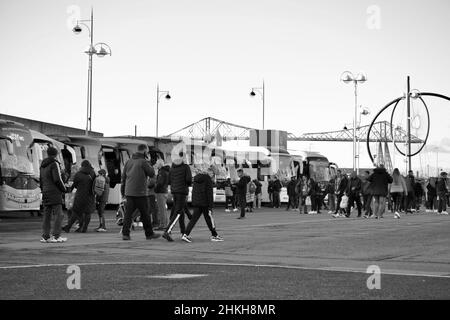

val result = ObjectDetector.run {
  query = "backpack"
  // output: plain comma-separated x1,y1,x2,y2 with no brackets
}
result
93,175,106,197
248,181,256,194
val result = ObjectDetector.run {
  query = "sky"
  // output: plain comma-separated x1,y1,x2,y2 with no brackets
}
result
1,0,450,174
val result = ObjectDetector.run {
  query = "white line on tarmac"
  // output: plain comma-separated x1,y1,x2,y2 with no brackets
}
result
0,261,449,279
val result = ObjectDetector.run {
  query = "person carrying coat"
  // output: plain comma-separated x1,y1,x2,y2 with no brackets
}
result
63,160,96,233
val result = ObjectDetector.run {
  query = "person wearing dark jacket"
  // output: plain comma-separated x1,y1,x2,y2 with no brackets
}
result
436,172,448,215
367,164,393,218
286,176,297,211
361,170,373,218
120,144,160,241
63,160,96,233
334,170,348,216
405,171,416,213
267,178,274,208
155,163,170,230
326,179,336,213
426,178,437,212
40,147,67,243
272,176,282,208
253,179,263,209
345,171,363,217
163,152,192,242
236,169,251,219
181,169,223,242
95,169,110,232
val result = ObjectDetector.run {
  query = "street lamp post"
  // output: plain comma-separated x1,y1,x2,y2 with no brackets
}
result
156,84,171,137
250,81,265,130
356,106,370,173
340,71,367,173
72,8,111,136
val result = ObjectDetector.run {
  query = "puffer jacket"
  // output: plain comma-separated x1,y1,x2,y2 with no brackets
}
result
236,175,251,197
121,153,155,197
39,157,67,206
191,173,214,209
72,166,96,214
168,158,192,195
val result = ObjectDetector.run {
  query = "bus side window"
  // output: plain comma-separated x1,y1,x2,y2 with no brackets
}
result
80,146,86,159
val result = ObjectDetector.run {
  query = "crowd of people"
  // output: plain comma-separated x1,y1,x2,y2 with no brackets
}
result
38,144,449,244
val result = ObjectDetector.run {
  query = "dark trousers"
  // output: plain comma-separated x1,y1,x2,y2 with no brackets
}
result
122,196,154,237
185,206,218,237
286,195,296,210
268,192,274,207
66,210,91,232
273,191,280,208
437,194,447,213
363,194,373,215
310,194,317,211
239,194,246,218
391,192,403,212
346,193,362,216
42,204,64,239
166,194,187,234
405,193,416,212
426,193,436,210
148,195,158,227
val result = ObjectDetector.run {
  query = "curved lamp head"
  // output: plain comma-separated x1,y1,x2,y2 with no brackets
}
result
340,71,354,84
410,89,421,99
361,108,370,116
250,90,256,97
72,25,83,34
355,73,367,83
165,93,171,100
96,46,109,57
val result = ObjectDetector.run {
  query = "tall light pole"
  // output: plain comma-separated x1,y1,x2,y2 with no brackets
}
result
357,106,370,174
250,81,265,130
72,8,111,136
340,71,367,173
156,84,171,137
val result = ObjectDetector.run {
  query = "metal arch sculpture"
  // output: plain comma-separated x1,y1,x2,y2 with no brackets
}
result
366,89,450,165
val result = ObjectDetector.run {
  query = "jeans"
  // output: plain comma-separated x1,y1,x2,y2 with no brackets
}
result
148,195,158,227
363,194,373,216
346,193,362,217
239,195,246,218
253,193,262,209
166,194,187,234
273,191,280,208
156,193,168,228
328,194,336,212
96,201,107,229
122,196,154,237
372,195,386,218
185,206,218,237
437,194,447,213
391,192,403,212
42,204,64,239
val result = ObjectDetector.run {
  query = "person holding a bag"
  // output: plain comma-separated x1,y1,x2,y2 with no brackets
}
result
333,170,348,217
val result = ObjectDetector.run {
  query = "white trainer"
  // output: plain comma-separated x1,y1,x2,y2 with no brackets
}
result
394,212,401,219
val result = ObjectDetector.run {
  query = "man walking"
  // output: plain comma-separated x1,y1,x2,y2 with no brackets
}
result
367,164,393,219
39,147,67,243
155,162,170,230
333,170,348,217
436,172,449,215
163,152,192,242
405,170,416,213
121,144,160,241
236,169,251,219
345,171,363,217
272,176,282,208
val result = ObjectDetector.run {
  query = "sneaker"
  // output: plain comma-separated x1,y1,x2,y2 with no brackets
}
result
237,216,246,219
138,222,143,227
328,211,333,214
40,237,51,243
96,228,107,232
211,235,224,242
363,215,368,218
394,212,401,219
146,233,161,240
181,234,192,243
332,214,339,218
50,236,67,243
162,232,174,242
441,211,449,215
233,208,238,212
122,235,131,241
225,209,231,213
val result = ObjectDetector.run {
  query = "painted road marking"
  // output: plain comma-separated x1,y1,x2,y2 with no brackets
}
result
0,261,449,279
145,273,208,279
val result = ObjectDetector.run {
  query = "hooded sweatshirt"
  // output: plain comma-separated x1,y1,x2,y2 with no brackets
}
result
39,157,67,206
121,152,155,197
155,165,170,194
191,173,214,209
168,158,192,195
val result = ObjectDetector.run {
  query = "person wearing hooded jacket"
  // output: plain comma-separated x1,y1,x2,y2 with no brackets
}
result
163,152,192,242
39,147,67,243
62,160,96,233
181,169,223,243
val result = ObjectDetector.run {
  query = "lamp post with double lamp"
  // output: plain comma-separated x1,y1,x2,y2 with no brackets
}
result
72,8,112,136
250,81,265,130
340,71,367,174
357,106,370,173
156,84,171,137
